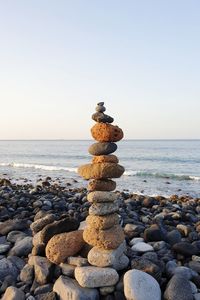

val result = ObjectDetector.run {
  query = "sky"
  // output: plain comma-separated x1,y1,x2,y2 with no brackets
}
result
0,0,200,140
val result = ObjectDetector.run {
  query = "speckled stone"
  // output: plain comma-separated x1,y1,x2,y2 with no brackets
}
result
46,231,85,265
91,123,123,142
83,225,124,250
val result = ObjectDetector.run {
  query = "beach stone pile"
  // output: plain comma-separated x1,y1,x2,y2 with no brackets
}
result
77,102,129,287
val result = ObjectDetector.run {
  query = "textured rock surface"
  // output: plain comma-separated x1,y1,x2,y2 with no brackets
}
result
88,142,117,156
75,266,119,288
87,191,117,203
83,225,124,249
164,274,193,300
92,155,119,164
78,163,124,180
0,258,19,280
53,275,99,300
2,286,25,300
87,179,116,192
124,269,161,300
28,255,52,285
46,230,85,264
91,123,124,142
86,213,120,230
89,202,119,216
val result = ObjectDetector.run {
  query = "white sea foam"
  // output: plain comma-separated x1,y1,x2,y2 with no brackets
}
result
0,162,77,173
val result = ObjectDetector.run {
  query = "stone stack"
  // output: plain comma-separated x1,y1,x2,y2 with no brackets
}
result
76,102,129,288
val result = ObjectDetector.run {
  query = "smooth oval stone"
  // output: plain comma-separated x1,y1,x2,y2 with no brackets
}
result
83,225,124,250
173,242,199,257
75,266,119,288
89,142,117,156
87,179,116,192
87,191,117,203
91,123,123,142
124,270,161,300
78,163,124,180
97,101,104,106
86,214,120,230
92,155,118,164
89,202,119,216
92,112,114,123
164,274,193,300
96,105,106,113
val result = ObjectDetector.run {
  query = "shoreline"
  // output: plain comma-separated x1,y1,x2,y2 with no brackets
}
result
0,177,200,299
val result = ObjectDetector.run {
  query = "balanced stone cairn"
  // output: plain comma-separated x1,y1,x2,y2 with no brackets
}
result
76,102,129,288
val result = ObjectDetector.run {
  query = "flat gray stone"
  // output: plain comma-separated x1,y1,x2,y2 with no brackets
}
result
124,269,161,300
75,266,119,288
88,242,128,270
53,275,99,300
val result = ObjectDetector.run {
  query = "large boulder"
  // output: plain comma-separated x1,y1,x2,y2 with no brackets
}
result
46,230,85,264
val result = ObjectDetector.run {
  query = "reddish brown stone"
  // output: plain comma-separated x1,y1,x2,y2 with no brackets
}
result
83,225,124,250
78,163,125,180
92,155,119,164
91,123,123,142
87,179,116,192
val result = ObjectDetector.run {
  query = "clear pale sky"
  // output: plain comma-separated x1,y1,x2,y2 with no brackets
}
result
0,0,200,140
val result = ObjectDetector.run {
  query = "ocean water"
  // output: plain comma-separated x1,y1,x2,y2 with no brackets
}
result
0,140,199,197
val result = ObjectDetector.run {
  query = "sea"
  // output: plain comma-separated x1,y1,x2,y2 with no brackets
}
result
0,140,199,198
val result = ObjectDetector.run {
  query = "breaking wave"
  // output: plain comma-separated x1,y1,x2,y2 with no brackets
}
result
0,162,77,173
124,170,200,181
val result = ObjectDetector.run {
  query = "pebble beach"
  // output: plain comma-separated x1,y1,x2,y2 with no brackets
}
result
0,177,200,299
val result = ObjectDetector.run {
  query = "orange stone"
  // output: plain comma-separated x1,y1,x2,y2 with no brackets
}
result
83,225,124,250
78,163,125,180
92,155,119,164
91,123,124,142
45,230,85,264
86,214,120,230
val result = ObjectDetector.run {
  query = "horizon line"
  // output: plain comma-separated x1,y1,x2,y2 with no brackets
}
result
0,139,200,141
